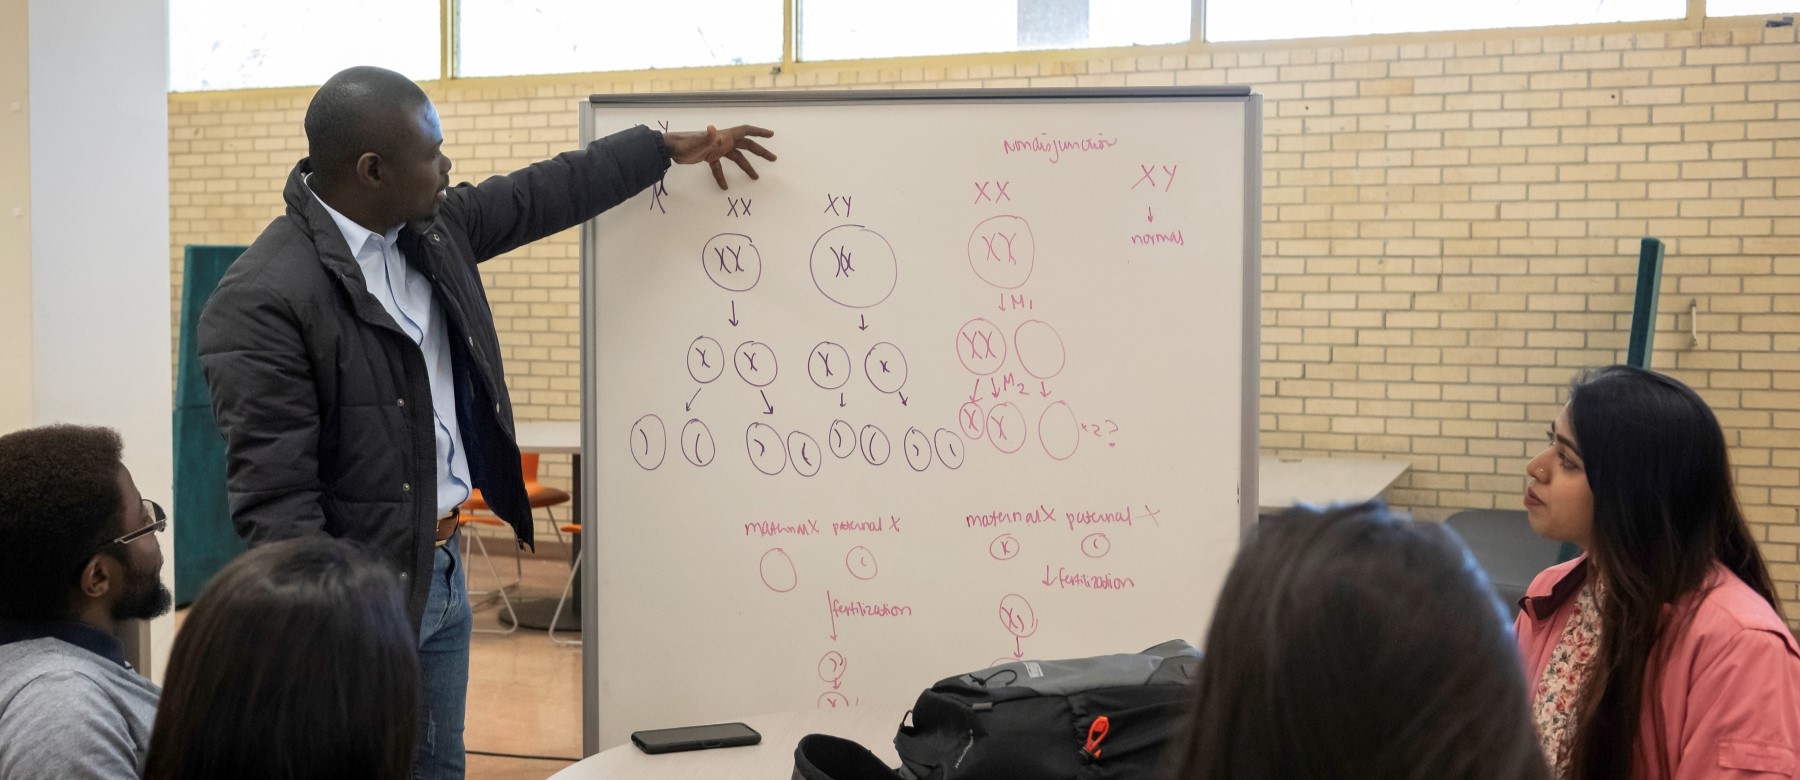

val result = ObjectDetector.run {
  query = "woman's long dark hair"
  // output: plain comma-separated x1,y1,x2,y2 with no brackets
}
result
1166,502,1549,779
144,538,419,780
1564,365,1780,780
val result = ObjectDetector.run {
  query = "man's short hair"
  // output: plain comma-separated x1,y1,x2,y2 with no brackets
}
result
303,66,432,183
0,425,126,619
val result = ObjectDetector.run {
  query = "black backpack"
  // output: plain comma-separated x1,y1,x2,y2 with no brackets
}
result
794,640,1201,780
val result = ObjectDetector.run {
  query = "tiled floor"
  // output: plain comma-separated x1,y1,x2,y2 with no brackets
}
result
462,536,586,779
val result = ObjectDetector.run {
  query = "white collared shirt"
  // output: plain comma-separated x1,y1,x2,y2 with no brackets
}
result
307,179,472,518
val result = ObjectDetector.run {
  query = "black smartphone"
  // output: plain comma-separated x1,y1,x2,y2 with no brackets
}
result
630,722,763,754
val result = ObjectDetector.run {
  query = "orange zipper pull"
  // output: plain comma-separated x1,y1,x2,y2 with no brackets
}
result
1081,715,1111,761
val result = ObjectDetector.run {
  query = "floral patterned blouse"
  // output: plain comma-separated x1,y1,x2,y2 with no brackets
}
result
1533,580,1603,778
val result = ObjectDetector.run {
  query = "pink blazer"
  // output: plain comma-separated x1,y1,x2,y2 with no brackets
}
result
1516,557,1800,779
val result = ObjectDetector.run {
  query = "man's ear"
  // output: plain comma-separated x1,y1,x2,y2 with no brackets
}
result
355,152,383,187
80,555,113,600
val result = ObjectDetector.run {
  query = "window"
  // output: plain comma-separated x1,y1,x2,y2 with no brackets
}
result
456,0,783,78
1206,0,1686,43
169,0,439,92
799,0,1189,62
1708,0,1799,16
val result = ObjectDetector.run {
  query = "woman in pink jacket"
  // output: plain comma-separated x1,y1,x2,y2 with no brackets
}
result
1517,365,1800,779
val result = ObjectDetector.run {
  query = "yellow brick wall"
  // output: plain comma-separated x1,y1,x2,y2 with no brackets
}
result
168,21,1800,603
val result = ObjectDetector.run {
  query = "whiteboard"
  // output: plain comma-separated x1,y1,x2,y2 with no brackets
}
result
578,88,1260,752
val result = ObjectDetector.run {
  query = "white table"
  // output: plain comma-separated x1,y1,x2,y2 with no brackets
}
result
515,420,581,454
550,706,905,779
1257,455,1410,514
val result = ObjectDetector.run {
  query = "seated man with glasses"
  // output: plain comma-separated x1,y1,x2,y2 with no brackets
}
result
0,424,172,779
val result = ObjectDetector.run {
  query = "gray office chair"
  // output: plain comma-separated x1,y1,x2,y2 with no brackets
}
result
1443,509,1568,617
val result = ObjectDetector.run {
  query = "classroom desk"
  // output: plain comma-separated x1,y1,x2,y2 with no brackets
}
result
549,706,905,779
1258,455,1410,515
499,421,584,632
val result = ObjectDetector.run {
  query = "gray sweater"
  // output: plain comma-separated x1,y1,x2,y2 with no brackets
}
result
0,637,160,779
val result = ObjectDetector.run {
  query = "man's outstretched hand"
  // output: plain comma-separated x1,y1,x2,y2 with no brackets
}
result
664,125,777,190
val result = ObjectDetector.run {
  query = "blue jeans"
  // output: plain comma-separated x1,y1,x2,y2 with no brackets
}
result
414,536,471,779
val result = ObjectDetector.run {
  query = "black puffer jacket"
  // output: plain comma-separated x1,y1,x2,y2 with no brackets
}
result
199,126,670,627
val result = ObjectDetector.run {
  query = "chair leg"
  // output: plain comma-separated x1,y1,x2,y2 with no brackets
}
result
549,549,582,647
547,506,566,549
469,531,519,636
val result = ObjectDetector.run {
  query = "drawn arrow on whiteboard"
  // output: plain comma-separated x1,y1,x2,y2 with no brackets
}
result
1039,381,1051,398
1147,206,1155,223
685,386,702,412
839,392,846,408
728,300,739,327
898,391,909,407
968,380,981,404
858,314,868,331
1013,636,1024,659
760,390,775,415
827,590,838,641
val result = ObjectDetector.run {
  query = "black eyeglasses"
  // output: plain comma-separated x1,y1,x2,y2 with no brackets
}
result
101,499,168,549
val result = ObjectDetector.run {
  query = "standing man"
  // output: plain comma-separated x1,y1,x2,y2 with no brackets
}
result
199,65,774,778
0,425,173,779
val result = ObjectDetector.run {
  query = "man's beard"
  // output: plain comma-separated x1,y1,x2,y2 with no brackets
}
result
110,555,173,622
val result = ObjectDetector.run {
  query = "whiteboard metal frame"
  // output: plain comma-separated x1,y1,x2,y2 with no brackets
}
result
578,87,1260,756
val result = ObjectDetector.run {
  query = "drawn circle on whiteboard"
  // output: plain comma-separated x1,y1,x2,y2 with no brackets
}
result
998,593,1038,638
934,429,966,470
680,419,715,467
985,403,1027,454
807,342,852,390
1013,320,1067,379
701,233,762,292
759,548,797,593
817,692,852,709
957,402,985,440
903,428,933,472
828,420,857,459
863,343,908,394
955,318,1008,376
1038,401,1081,461
686,336,725,384
628,415,666,470
1081,533,1112,559
989,533,1020,561
734,341,778,388
746,423,786,476
860,425,891,466
846,546,878,580
818,651,848,684
967,216,1035,289
788,431,822,478
810,225,898,309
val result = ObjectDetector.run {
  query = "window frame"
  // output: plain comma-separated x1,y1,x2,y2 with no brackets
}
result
168,0,1770,94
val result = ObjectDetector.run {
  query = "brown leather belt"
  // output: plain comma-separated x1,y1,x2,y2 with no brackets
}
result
434,508,459,546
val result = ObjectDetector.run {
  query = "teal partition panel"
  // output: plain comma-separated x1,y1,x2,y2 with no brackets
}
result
174,245,248,605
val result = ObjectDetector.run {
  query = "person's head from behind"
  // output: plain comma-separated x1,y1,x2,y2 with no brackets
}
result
0,424,171,627
1522,365,1776,778
304,65,451,231
145,538,418,780
1168,502,1547,780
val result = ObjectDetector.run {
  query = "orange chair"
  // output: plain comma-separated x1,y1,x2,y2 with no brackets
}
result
463,452,574,544
460,453,573,635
